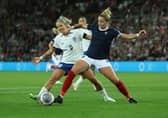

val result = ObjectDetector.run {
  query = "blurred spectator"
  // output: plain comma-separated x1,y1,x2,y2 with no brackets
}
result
0,0,168,61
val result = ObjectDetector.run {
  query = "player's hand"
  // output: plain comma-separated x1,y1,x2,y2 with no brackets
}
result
138,30,146,37
32,57,41,64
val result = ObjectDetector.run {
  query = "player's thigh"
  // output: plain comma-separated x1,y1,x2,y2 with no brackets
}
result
72,60,89,74
99,67,119,83
82,69,96,81
50,69,65,80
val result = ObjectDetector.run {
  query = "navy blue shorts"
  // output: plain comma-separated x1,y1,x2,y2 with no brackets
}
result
57,62,74,75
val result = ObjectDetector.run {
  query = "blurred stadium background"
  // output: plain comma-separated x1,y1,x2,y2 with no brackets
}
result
0,0,168,118
0,0,168,62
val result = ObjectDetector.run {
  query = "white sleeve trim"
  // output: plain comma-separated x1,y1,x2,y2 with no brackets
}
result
116,32,121,39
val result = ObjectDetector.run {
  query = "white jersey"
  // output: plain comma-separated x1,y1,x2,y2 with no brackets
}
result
53,29,86,64
81,29,91,52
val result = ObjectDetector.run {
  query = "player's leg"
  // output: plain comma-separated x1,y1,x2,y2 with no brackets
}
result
54,56,96,104
52,55,63,84
82,69,102,91
46,64,62,84
99,66,137,103
90,64,96,73
46,63,52,72
73,64,96,91
30,69,65,100
44,69,65,90
61,60,89,95
72,75,84,91
82,69,115,102
90,64,96,90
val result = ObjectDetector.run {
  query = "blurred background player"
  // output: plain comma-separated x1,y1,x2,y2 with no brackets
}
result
30,16,115,102
72,16,96,91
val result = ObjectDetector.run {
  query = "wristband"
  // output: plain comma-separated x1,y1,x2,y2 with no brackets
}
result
136,33,139,37
39,56,43,60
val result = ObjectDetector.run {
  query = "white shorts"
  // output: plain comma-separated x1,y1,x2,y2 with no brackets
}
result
81,55,112,69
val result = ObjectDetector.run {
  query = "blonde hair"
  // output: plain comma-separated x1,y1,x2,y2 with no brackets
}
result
100,7,112,21
56,16,72,28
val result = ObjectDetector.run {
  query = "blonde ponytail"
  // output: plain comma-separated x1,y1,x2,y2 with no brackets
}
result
56,16,72,28
100,7,112,21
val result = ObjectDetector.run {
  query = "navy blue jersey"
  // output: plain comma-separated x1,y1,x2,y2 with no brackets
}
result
85,25,120,59
55,48,63,55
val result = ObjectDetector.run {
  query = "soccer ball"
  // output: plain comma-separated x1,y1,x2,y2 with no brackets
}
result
40,92,55,105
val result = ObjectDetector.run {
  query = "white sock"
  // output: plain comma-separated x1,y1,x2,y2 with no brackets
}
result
74,76,84,88
48,64,51,70
99,88,109,98
37,87,48,97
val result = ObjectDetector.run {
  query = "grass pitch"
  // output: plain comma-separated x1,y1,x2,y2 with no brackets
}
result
0,72,168,118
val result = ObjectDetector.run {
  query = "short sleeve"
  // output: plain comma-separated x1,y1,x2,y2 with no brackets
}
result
52,36,60,48
73,29,91,40
112,28,121,38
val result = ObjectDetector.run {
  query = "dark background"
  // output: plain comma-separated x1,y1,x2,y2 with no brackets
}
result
0,0,167,61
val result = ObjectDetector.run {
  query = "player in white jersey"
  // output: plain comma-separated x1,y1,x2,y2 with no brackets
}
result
30,16,115,103
72,16,96,91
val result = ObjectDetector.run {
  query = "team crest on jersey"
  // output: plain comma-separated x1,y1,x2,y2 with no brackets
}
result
105,32,108,35
60,42,64,45
68,45,73,51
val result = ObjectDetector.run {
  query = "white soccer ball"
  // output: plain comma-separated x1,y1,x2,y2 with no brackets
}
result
40,92,54,105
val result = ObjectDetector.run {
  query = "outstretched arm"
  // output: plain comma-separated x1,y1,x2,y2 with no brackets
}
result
32,41,54,64
72,23,88,29
120,30,146,40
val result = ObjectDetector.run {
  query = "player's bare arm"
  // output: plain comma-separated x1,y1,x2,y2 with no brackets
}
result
32,42,55,64
120,29,146,40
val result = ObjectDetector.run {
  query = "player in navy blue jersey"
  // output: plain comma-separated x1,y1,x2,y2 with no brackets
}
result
54,8,146,104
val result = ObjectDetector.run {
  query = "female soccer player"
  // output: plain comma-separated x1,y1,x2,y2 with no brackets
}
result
30,16,115,102
55,8,146,104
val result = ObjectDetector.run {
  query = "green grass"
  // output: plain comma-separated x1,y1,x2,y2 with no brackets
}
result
0,72,168,118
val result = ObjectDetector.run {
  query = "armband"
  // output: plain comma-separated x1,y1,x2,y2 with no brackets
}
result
136,33,139,37
83,33,87,39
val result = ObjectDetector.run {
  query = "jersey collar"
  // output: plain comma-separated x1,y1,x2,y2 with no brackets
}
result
98,26,109,31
